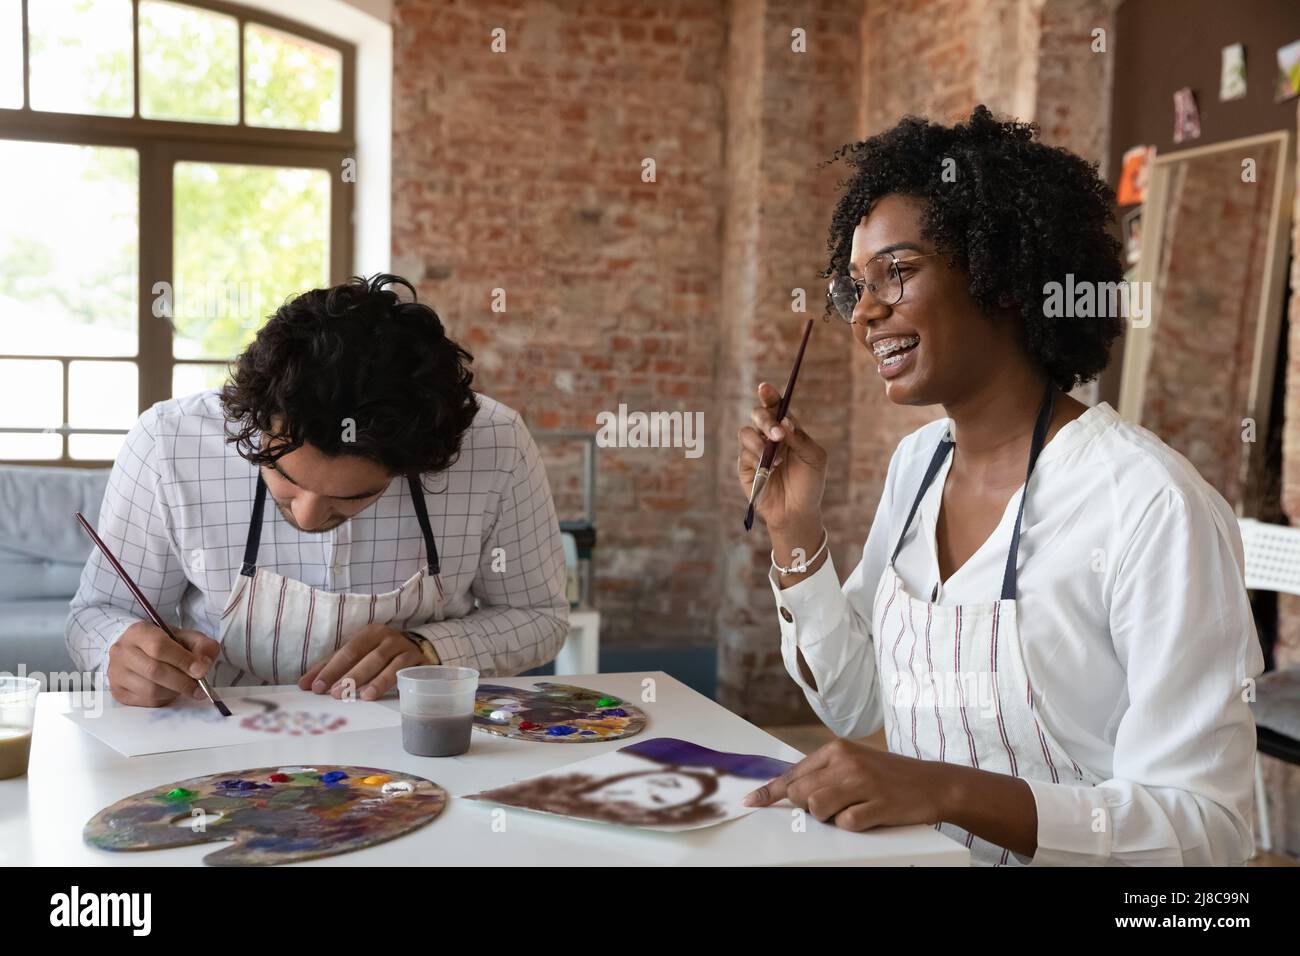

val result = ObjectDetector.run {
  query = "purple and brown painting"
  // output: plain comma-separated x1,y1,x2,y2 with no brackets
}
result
466,738,794,831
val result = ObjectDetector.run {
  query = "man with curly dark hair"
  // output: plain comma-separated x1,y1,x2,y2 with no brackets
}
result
68,274,569,706
737,107,1263,866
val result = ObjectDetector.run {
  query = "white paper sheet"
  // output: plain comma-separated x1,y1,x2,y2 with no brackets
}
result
62,689,401,757
464,737,794,831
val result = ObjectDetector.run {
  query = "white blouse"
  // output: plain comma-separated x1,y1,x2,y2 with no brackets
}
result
768,401,1265,866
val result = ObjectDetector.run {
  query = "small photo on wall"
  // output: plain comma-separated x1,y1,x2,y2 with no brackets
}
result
1221,43,1247,101
1173,87,1201,144
1277,38,1300,101
1122,207,1143,267
1117,145,1156,206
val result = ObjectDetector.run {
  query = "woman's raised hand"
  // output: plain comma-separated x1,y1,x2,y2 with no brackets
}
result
736,381,828,533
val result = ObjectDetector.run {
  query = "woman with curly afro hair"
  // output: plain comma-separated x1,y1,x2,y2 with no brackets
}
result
68,274,569,707
738,107,1263,866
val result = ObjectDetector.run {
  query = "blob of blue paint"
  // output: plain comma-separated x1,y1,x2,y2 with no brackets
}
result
546,725,578,736
599,708,628,717
320,770,349,783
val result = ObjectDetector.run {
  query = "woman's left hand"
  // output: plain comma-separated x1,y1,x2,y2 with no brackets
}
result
742,738,952,830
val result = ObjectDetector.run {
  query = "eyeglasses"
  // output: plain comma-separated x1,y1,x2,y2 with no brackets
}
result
826,252,940,323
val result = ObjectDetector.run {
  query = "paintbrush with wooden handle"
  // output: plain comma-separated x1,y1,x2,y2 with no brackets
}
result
744,318,815,532
75,512,231,717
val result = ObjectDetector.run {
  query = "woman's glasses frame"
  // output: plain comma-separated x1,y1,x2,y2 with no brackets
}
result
826,252,941,323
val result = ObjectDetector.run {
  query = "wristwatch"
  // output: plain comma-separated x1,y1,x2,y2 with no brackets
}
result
403,630,441,665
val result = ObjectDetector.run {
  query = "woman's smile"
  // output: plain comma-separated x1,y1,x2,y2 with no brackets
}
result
870,332,921,378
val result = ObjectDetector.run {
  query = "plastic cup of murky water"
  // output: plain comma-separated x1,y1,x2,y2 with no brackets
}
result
396,666,479,757
0,677,40,780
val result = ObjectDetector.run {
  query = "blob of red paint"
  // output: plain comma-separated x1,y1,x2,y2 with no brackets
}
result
268,773,291,783
519,720,538,730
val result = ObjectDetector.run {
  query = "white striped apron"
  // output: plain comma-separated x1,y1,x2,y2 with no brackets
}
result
873,383,1101,866
210,471,445,687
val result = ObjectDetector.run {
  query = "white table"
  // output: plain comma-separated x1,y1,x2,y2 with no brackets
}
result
0,672,968,866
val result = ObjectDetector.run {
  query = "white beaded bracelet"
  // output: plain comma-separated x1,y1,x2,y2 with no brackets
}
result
771,528,829,576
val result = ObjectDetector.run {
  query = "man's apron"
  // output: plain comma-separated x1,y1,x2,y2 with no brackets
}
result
208,472,445,687
872,383,1102,865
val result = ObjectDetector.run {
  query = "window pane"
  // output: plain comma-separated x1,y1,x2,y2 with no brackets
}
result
28,0,133,117
173,161,330,359
244,22,342,131
68,360,137,429
0,140,138,356
0,0,22,109
172,362,230,397
0,434,62,460
139,0,238,124
0,360,62,428
70,433,126,460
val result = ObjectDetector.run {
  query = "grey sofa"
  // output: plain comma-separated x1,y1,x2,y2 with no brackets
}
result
0,465,111,677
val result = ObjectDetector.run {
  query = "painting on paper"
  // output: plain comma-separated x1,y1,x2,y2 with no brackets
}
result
465,737,793,831
64,690,400,757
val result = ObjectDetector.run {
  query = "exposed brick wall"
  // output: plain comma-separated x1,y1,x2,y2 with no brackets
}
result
391,0,1114,723
714,0,863,722
860,0,980,134
392,0,726,650
1034,0,1119,176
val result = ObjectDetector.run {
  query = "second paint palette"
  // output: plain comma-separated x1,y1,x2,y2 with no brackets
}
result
473,682,647,743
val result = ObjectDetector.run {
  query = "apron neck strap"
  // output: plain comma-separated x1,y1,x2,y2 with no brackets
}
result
406,474,441,576
241,473,269,576
1000,380,1056,600
889,380,1057,602
890,432,955,569
240,470,441,578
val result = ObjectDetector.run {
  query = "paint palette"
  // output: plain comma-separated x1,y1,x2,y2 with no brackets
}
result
473,683,647,743
84,765,446,866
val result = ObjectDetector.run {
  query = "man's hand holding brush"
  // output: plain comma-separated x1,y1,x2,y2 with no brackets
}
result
107,622,222,708
737,380,829,588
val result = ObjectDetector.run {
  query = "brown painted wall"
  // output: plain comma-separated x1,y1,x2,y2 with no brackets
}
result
1103,0,1300,406
392,0,728,653
1108,0,1300,174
